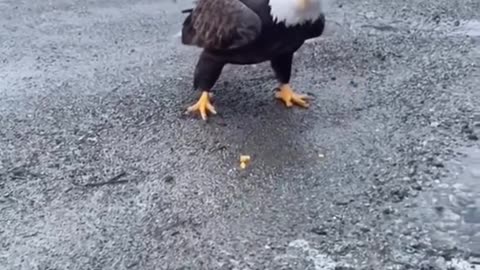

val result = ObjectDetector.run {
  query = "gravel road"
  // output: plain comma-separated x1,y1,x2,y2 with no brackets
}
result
1,0,479,269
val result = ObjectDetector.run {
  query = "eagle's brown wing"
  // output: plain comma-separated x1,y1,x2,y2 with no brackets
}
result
181,0,262,50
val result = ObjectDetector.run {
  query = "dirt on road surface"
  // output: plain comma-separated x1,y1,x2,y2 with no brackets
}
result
1,0,479,269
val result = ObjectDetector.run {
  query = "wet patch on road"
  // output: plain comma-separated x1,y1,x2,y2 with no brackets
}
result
413,146,480,267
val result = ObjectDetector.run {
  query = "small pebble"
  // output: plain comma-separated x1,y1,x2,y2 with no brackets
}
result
383,207,394,215
468,134,478,141
164,175,174,183
311,227,328,236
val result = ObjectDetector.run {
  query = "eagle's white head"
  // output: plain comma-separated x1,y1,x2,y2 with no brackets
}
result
269,0,323,26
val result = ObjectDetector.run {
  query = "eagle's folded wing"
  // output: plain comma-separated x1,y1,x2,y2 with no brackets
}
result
182,0,262,50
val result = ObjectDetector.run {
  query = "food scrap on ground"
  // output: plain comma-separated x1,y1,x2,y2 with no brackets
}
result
240,155,251,169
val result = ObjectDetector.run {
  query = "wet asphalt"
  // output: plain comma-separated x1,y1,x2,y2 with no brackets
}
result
1,0,480,269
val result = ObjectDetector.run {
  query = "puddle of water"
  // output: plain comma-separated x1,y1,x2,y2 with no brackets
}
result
448,19,480,38
416,146,480,257
451,147,480,225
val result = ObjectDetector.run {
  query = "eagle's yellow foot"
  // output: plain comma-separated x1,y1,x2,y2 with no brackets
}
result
186,91,217,120
275,84,310,108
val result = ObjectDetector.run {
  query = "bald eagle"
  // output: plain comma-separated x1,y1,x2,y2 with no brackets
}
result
181,0,326,120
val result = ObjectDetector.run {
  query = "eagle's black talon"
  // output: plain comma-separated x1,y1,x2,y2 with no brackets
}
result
181,8,194,14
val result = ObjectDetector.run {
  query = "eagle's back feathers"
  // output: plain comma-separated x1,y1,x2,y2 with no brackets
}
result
181,0,262,51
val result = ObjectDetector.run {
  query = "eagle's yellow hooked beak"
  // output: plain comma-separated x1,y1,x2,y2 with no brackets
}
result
298,0,310,10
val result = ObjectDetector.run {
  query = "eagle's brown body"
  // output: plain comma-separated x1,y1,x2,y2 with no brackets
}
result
181,0,325,120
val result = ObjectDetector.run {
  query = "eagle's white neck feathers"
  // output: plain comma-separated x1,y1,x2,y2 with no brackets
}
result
269,0,322,26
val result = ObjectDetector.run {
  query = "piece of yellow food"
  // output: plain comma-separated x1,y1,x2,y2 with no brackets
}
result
240,155,251,169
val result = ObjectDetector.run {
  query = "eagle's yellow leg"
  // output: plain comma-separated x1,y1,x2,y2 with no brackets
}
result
186,91,217,120
275,84,310,108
